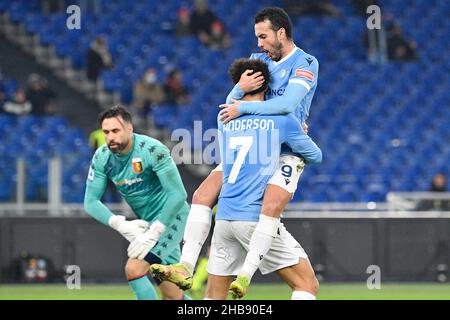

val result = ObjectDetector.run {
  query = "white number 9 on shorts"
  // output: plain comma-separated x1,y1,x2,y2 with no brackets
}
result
267,155,305,194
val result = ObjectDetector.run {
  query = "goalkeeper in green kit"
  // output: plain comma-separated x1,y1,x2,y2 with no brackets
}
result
84,105,191,300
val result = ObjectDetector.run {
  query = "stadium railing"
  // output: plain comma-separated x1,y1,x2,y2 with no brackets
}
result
1,158,450,217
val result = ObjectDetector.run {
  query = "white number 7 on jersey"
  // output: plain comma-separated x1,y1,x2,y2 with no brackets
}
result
228,136,254,184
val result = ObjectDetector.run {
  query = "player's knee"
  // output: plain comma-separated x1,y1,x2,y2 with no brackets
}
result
302,273,319,295
204,286,222,300
309,276,319,296
125,260,148,279
261,200,285,217
159,285,183,300
293,274,319,296
160,291,180,300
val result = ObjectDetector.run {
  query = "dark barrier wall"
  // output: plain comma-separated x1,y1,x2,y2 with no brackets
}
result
0,217,449,283
277,218,449,283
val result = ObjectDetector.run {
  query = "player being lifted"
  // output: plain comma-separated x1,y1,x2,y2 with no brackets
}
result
205,58,322,300
151,7,320,299
84,106,191,300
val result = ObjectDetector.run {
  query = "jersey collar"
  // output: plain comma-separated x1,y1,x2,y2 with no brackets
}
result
273,45,299,66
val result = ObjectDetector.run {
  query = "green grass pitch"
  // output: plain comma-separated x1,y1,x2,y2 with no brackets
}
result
0,283,449,300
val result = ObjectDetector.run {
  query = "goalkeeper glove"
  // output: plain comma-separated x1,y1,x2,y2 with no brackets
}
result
108,215,150,243
127,220,167,259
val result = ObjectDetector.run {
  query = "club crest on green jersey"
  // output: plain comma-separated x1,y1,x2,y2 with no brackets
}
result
132,157,143,174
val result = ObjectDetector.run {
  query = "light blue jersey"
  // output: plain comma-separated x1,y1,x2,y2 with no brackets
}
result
226,47,319,156
250,48,318,124
216,112,322,222
227,47,319,126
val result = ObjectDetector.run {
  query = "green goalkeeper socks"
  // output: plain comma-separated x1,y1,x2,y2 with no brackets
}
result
128,275,159,300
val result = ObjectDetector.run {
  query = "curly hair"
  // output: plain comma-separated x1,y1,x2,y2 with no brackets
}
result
228,58,271,96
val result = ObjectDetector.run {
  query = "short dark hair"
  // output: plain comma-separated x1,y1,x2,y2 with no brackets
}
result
254,7,292,39
228,58,271,96
98,105,133,126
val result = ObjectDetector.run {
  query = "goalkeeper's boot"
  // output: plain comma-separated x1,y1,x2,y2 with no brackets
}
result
229,274,250,299
150,263,193,290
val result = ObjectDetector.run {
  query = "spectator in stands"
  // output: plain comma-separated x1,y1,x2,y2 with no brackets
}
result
42,0,65,14
387,25,418,61
430,173,448,193
3,88,32,116
175,7,192,37
351,0,380,16
417,173,450,211
86,36,113,82
132,68,166,116
79,0,102,14
190,0,219,45
205,20,231,50
164,69,190,105
26,74,56,116
283,0,339,16
363,13,396,63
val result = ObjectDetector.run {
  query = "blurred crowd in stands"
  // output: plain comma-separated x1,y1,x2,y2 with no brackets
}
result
0,70,56,116
21,0,421,121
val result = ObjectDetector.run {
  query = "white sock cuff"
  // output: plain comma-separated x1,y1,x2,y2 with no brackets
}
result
255,214,280,237
187,204,212,224
291,291,316,300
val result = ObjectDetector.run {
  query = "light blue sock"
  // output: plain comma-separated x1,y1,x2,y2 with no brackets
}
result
128,275,159,300
183,293,193,300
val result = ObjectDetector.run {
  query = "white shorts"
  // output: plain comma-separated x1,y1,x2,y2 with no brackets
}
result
212,155,304,194
206,220,308,276
267,154,305,194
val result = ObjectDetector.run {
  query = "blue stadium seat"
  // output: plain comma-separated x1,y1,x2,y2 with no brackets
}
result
1,0,448,203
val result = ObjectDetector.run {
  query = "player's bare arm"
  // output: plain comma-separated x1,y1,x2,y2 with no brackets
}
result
219,80,311,124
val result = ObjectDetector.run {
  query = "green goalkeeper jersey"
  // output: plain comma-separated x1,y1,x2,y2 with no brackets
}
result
84,133,189,227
